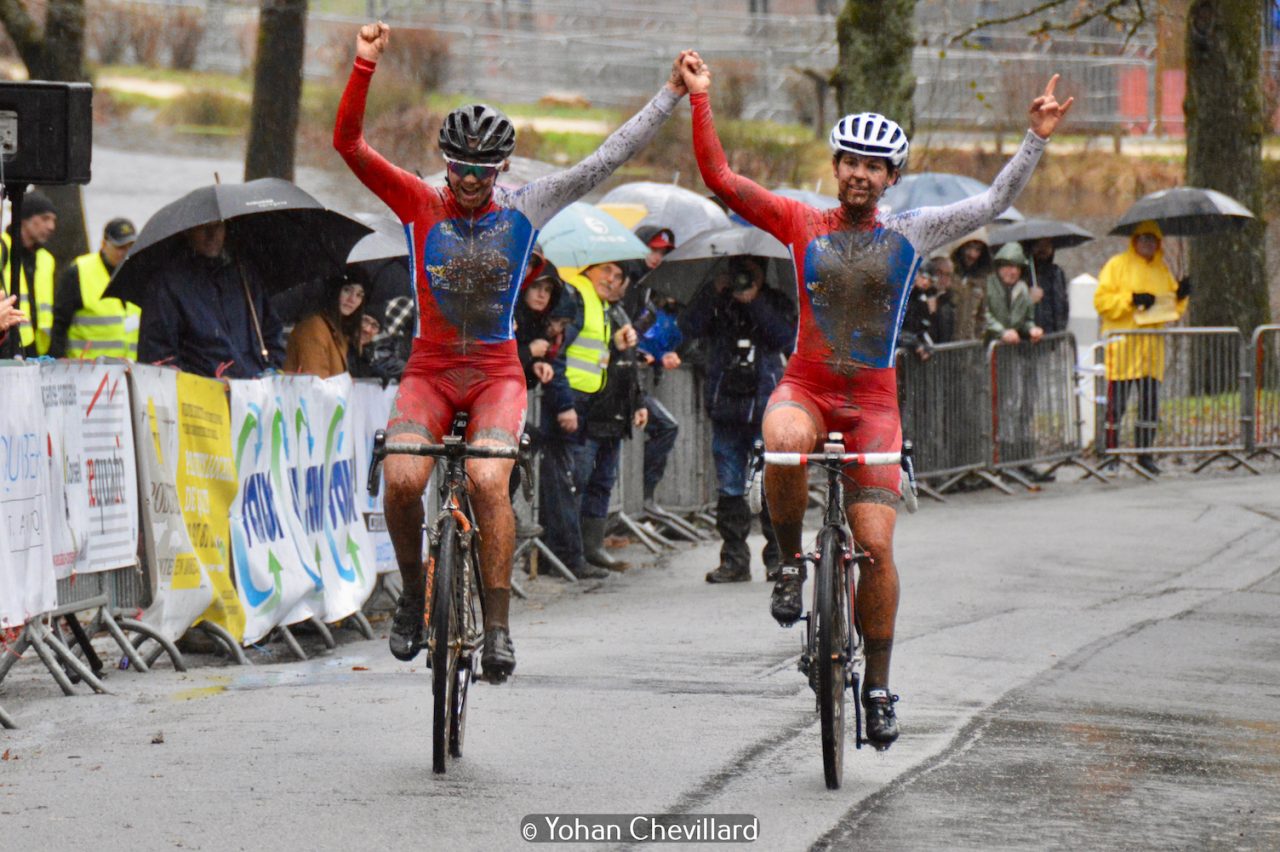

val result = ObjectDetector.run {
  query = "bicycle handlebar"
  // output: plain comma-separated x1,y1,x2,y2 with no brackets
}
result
366,429,524,498
762,451,901,467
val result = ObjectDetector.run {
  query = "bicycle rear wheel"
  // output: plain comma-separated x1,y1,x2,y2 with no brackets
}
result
430,515,459,774
816,528,849,790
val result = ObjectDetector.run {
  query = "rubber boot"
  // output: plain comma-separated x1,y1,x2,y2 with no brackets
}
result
582,516,629,571
706,495,751,583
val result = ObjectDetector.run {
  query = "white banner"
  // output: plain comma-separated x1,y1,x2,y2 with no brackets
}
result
128,366,216,642
41,361,139,576
0,365,56,628
279,374,376,620
228,378,316,644
348,380,398,574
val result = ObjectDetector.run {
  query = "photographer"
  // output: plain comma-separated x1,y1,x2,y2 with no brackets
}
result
680,255,795,584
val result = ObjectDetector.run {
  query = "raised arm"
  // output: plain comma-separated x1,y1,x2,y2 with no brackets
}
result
513,56,692,229
892,76,1074,254
682,55,799,238
332,23,424,223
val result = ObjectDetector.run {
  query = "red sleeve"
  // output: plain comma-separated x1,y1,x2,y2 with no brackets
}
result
690,93,800,240
333,58,424,223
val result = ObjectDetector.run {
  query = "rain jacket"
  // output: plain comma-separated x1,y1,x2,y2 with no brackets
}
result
948,230,992,341
983,242,1036,344
1094,220,1187,381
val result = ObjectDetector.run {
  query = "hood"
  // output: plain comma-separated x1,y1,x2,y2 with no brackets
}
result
521,257,565,315
1129,219,1164,260
992,241,1026,268
949,226,992,273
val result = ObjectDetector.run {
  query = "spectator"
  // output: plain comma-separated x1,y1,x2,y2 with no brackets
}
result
514,254,566,388
899,265,937,361
1,191,58,356
926,255,956,344
0,293,27,352
680,255,794,583
1027,237,1069,334
949,230,991,341
1094,220,1189,476
984,241,1048,483
137,221,286,378
983,242,1042,346
350,297,408,383
49,217,139,359
621,225,682,513
284,276,366,378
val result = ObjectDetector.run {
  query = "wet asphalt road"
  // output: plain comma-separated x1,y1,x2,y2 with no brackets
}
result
3,468,1279,850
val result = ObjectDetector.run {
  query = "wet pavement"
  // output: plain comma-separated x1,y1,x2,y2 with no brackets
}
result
2,467,1279,850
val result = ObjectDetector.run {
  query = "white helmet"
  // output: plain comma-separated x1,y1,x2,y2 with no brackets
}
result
828,112,909,170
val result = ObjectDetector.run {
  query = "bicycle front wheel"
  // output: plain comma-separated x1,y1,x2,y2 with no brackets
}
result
448,541,482,758
816,528,849,790
430,514,459,774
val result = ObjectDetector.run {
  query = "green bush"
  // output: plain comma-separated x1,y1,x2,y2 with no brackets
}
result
158,90,251,130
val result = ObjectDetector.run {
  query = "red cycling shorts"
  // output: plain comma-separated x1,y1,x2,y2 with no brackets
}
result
765,355,902,504
387,339,527,445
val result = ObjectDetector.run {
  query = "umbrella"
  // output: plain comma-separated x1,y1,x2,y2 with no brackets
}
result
1109,186,1256,237
728,186,841,226
642,225,796,305
597,182,732,245
880,172,1022,222
347,213,408,265
538,202,648,269
988,218,1095,250
106,178,370,304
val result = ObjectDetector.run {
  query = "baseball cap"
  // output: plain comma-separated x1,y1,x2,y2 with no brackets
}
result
646,230,676,252
104,217,138,247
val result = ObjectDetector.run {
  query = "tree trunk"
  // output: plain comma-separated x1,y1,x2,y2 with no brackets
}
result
0,0,91,266
1185,0,1270,331
831,0,917,132
244,0,308,182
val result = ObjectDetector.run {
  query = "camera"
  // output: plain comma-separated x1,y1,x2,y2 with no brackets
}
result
730,271,755,293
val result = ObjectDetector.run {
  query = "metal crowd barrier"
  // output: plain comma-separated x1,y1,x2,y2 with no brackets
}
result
1094,327,1256,476
896,340,996,496
1251,325,1280,461
650,366,718,516
986,332,1105,488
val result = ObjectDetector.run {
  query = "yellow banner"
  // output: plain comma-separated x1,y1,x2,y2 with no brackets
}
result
175,373,245,641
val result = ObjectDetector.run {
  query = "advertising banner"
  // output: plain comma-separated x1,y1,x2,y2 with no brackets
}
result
41,361,139,576
0,366,56,627
348,380,397,574
128,366,216,641
176,372,245,642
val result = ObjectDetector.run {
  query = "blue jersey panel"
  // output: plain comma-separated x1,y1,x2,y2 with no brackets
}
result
420,208,536,343
803,227,920,368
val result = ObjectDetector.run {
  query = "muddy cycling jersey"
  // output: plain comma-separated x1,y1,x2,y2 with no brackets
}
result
335,57,679,357
690,92,1045,372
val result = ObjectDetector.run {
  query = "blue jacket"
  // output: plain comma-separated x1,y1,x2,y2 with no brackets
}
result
137,248,285,378
679,283,794,424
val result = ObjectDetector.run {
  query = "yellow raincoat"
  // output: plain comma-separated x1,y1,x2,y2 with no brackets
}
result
1094,220,1188,381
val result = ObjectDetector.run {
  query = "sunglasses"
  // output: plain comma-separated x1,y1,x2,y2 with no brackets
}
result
444,157,502,180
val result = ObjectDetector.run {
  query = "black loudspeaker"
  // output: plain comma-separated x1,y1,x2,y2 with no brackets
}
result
0,81,93,185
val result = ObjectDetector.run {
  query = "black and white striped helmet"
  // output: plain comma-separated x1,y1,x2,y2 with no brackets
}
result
829,112,909,170
438,103,516,164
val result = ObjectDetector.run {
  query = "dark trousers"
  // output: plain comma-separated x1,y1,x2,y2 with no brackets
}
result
538,407,584,570
1105,377,1161,452
642,393,678,500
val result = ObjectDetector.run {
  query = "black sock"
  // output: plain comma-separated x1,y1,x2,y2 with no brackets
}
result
863,637,893,699
484,587,511,632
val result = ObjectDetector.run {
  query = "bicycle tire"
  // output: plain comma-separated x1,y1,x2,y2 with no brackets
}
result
448,542,481,758
816,528,848,790
431,514,459,774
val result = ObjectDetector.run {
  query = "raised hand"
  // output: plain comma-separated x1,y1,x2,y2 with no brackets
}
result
667,50,698,95
1028,74,1074,139
680,51,711,96
356,21,390,63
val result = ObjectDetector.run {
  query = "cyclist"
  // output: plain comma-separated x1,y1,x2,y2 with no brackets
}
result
680,54,1072,746
335,22,693,680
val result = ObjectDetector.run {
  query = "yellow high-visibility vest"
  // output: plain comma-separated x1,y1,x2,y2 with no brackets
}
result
65,251,141,359
564,273,611,394
2,232,55,353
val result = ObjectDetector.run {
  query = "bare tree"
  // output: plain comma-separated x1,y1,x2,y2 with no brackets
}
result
832,0,917,130
244,0,308,182
0,0,90,265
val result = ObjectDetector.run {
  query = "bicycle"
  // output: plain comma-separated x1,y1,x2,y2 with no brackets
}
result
748,434,916,790
367,416,529,774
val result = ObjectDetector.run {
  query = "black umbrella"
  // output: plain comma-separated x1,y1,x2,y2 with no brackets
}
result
1109,186,1255,237
988,218,1095,250
642,225,795,305
347,214,407,265
105,178,371,304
